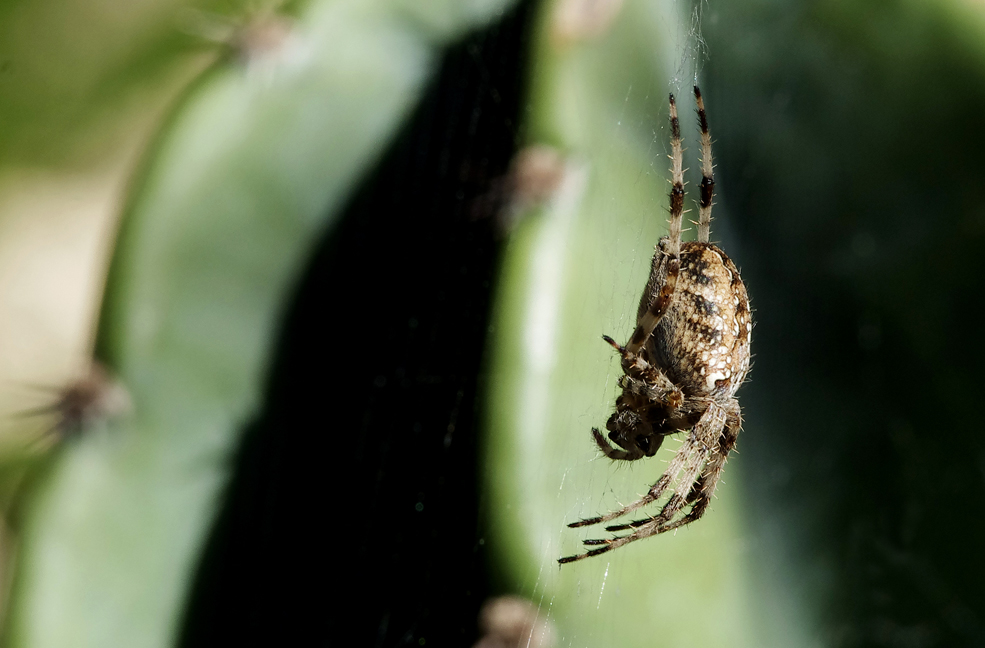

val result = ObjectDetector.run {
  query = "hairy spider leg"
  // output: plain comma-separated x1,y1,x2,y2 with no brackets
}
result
558,404,727,564
643,405,741,535
602,335,683,407
593,431,711,535
601,427,712,533
597,402,724,533
665,93,685,258
694,86,715,243
624,93,684,356
604,401,738,533
565,401,723,533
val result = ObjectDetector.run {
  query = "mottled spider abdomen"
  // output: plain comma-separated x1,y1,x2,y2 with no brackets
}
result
651,241,751,398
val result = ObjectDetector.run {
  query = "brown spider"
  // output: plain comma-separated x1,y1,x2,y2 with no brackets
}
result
559,87,751,564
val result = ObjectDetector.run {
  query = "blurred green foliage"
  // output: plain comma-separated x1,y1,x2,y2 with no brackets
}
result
0,0,201,165
0,0,517,645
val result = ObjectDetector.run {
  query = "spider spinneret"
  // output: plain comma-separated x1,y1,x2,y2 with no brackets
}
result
559,86,751,565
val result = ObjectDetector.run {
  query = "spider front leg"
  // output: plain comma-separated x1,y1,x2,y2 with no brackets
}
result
559,402,727,565
601,335,683,407
605,400,740,534
566,401,720,530
624,93,686,356
642,399,741,536
589,337,684,461
694,85,715,243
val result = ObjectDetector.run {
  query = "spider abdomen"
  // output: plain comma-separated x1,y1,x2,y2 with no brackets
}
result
652,242,751,398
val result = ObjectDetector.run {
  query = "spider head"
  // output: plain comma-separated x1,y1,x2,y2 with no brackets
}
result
604,412,664,459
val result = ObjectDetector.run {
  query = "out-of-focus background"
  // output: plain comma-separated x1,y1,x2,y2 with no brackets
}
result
0,0,983,646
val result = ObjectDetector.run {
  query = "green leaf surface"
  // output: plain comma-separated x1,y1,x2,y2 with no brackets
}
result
4,0,516,646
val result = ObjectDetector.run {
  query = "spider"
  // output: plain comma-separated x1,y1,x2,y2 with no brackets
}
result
559,86,751,564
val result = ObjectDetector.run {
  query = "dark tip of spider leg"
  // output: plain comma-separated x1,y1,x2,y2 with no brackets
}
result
558,544,613,565
558,544,614,565
568,515,604,528
582,538,611,546
601,334,625,355
605,519,645,532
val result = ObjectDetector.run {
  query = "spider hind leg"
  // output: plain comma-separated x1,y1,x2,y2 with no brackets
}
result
560,402,730,564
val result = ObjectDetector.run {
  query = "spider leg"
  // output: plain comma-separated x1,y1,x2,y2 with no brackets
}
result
694,86,715,243
625,94,684,355
665,93,685,261
645,400,741,535
566,465,673,531
567,403,719,530
596,408,717,532
600,430,712,532
603,335,683,407
605,401,738,533
573,409,722,554
559,403,727,564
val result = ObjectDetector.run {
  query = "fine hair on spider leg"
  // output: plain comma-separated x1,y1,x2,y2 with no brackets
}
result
559,86,751,565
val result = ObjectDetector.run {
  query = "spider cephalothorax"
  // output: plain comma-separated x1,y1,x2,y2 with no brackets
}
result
560,86,751,564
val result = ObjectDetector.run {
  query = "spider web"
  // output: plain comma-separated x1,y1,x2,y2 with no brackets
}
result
671,0,711,93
